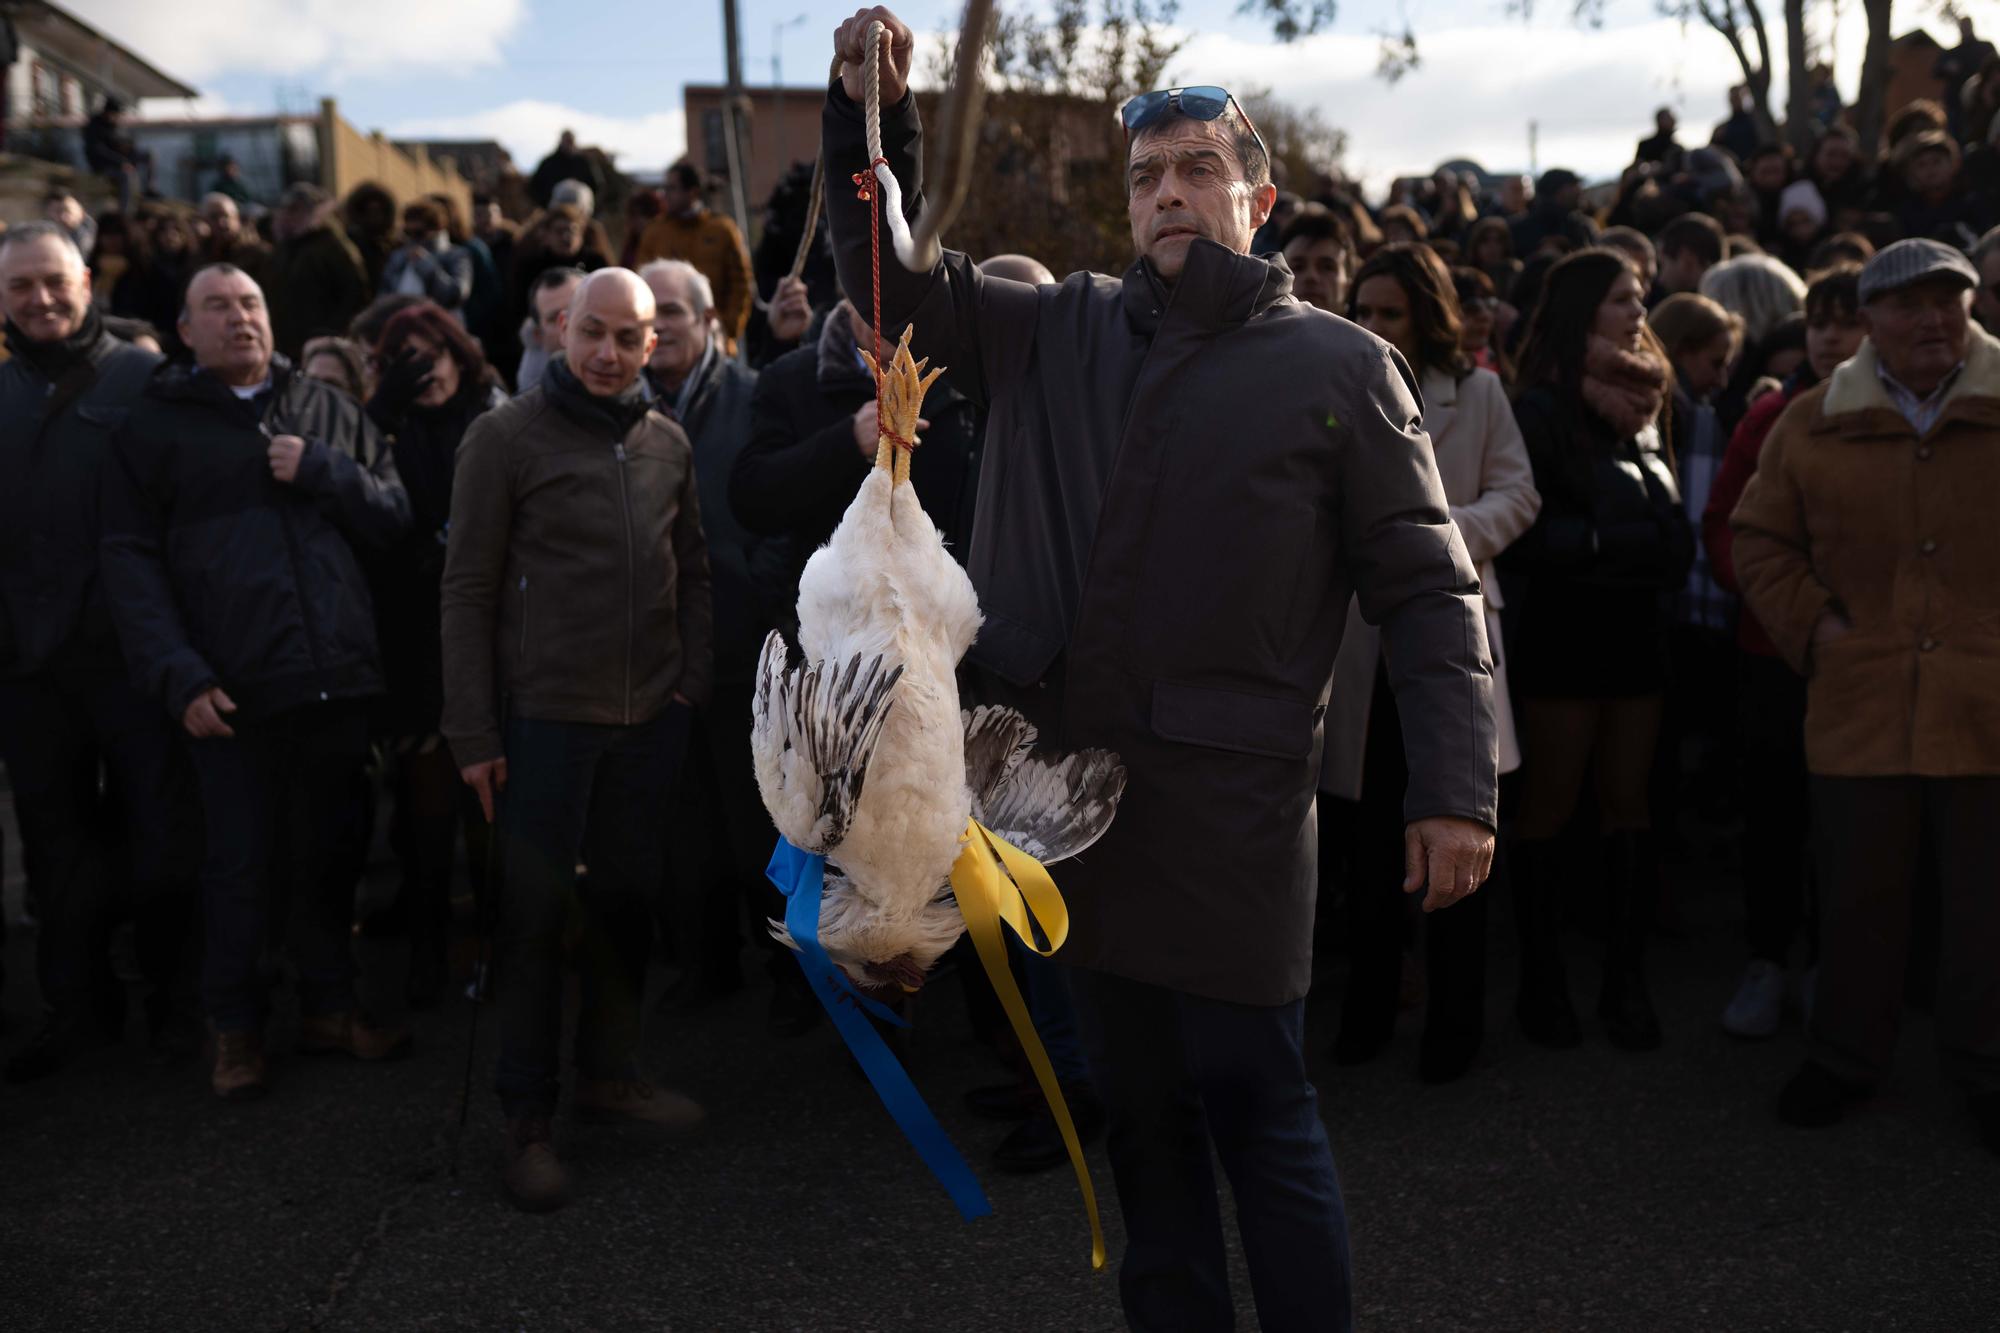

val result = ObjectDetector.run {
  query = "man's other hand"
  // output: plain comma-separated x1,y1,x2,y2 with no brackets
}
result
267,433,307,485
462,758,509,824
1403,816,1496,913
182,686,237,739
769,275,812,344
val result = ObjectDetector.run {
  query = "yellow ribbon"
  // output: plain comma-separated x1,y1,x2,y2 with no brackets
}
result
949,819,1106,1271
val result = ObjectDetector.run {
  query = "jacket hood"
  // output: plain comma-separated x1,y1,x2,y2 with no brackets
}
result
1819,324,2000,422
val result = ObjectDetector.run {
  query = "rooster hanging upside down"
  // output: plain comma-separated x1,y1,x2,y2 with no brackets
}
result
750,327,1127,996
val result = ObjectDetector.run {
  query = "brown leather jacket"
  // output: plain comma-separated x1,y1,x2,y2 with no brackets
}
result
440,367,713,766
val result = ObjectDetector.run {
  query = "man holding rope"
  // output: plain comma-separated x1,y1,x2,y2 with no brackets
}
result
825,11,1497,1329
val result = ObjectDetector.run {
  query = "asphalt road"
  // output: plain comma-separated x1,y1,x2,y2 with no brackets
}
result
0,803,1994,1333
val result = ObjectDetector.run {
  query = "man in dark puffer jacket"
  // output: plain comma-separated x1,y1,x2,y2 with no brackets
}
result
101,262,413,1103
0,222,201,1083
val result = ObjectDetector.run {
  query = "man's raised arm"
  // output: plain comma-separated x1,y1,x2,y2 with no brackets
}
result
823,7,1037,411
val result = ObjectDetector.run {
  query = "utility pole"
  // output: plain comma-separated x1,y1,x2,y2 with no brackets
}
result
1528,119,1539,176
773,12,809,173
719,0,753,254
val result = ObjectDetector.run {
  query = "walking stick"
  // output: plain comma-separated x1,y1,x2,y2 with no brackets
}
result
449,695,507,1178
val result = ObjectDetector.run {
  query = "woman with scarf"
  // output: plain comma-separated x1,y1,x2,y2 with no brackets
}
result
360,301,509,1007
1499,248,1694,1054
1321,243,1541,1083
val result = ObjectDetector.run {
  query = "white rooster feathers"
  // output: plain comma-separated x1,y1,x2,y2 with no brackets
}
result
750,457,1126,991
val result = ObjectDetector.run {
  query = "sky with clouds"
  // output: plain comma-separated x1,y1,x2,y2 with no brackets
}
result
81,0,1965,194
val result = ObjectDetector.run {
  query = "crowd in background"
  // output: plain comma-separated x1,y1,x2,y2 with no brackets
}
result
3,18,2000,1216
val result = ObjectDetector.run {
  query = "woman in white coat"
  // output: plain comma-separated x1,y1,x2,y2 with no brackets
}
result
1322,242,1541,1082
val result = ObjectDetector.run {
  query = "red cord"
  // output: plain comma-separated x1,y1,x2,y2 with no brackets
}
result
853,157,897,448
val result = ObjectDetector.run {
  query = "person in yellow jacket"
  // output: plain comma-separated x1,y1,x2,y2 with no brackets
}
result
634,163,753,344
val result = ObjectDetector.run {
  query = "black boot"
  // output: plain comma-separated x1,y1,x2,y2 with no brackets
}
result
1599,831,1663,1052
1511,838,1580,1048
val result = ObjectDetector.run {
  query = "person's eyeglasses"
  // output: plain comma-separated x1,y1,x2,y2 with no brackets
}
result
1120,86,1269,174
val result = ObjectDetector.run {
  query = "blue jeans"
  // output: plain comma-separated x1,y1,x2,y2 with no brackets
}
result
493,707,689,1118
1073,968,1352,1333
186,702,371,1031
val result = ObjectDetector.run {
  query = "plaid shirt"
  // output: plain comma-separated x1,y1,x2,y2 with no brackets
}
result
1676,394,1736,631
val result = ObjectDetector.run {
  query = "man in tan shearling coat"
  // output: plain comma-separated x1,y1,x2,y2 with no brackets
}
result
1732,239,2000,1156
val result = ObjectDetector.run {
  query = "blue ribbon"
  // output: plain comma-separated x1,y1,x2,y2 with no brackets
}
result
766,837,992,1223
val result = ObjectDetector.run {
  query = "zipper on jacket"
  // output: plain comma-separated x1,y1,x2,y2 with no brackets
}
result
615,439,635,725
518,575,529,661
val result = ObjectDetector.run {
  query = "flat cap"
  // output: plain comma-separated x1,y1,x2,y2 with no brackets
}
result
1858,238,1979,303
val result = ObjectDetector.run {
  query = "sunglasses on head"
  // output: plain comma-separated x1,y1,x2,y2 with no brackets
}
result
1120,86,1269,173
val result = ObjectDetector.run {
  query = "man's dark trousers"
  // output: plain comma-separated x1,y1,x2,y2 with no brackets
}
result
0,656,199,1033
494,706,690,1117
1072,968,1353,1332
186,701,372,1031
1809,775,2000,1095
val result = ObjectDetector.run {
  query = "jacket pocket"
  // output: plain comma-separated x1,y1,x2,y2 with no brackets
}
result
1151,680,1316,761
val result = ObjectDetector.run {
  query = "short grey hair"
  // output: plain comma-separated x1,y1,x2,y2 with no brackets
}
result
637,258,714,318
200,192,239,215
1699,253,1807,348
0,220,85,268
180,262,260,321
550,178,595,218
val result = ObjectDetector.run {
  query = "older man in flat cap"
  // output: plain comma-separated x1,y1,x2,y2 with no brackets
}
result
1732,239,2000,1155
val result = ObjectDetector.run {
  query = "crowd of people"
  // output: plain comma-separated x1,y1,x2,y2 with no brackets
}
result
1,19,1998,1300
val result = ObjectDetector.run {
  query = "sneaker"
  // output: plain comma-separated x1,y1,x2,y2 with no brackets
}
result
297,1011,412,1061
501,1116,569,1212
211,1029,268,1101
1777,1060,1871,1128
1722,960,1786,1039
572,1076,705,1132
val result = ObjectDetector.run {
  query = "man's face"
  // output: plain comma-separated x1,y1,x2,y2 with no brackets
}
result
1862,278,1972,394
1659,245,1709,294
1748,155,1786,193
203,197,240,240
275,203,316,243
662,179,694,216
1283,236,1348,313
1816,136,1855,179
179,267,273,385
1657,109,1676,135
559,275,657,397
473,202,501,235
1126,116,1275,282
0,235,92,342
1904,148,1955,199
1974,247,2000,334
1806,310,1866,379
42,196,81,230
534,277,581,354
644,270,710,382
1500,176,1531,214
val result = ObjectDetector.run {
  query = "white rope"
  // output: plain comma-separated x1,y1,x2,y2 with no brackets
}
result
864,18,930,272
